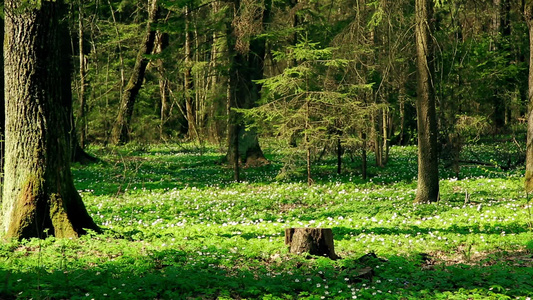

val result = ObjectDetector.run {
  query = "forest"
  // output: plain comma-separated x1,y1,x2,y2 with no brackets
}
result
2,0,533,299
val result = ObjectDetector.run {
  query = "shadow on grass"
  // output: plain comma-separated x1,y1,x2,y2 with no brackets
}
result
1,247,532,299
71,151,401,196
179,223,529,244
331,223,531,240
73,143,523,198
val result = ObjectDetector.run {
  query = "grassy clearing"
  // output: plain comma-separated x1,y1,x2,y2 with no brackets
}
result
1,142,533,299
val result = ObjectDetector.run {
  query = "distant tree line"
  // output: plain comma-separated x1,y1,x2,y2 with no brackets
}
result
70,0,530,192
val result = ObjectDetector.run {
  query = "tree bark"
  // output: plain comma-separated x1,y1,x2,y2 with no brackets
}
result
2,0,99,239
305,101,312,185
490,0,510,129
111,0,158,145
414,0,439,203
184,5,197,141
524,3,533,192
373,108,384,167
78,0,88,149
226,1,240,181
0,15,4,205
285,228,339,259
383,107,391,165
154,31,170,140
337,136,342,175
225,0,269,167
362,131,367,180
206,1,227,143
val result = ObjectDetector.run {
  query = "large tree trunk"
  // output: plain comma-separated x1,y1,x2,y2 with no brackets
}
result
414,0,439,203
524,4,533,192
2,0,100,239
225,0,270,167
111,0,158,145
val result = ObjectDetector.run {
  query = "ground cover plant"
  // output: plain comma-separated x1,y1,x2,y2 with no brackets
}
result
1,142,533,299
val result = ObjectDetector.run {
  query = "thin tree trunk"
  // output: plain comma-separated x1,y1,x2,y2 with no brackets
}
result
373,108,383,167
184,5,197,141
0,15,4,205
290,0,300,67
226,1,240,181
492,0,502,51
399,97,405,145
153,31,169,140
104,53,111,143
107,0,125,98
306,101,312,186
194,19,206,139
382,107,390,165
381,109,387,156
227,63,240,182
362,131,367,180
337,136,342,175
159,78,169,139
524,3,533,192
3,0,99,239
490,0,510,130
78,0,87,149
206,1,227,144
414,0,439,203
111,0,158,145
233,124,240,182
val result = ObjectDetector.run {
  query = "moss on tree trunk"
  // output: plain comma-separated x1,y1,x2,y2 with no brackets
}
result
2,0,99,239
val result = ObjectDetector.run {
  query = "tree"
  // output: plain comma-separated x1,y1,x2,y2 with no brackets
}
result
2,0,99,239
184,4,198,141
246,37,371,184
0,11,4,200
111,0,159,145
525,1,533,193
226,0,270,169
414,0,439,203
77,0,88,149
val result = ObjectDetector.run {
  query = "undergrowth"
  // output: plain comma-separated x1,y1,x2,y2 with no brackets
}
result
1,142,533,299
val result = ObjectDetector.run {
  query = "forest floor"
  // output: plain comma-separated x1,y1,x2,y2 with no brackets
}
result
1,141,533,299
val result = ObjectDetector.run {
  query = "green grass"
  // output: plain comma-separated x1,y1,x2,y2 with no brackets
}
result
1,142,533,299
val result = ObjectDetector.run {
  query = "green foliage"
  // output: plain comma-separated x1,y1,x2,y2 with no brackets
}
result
434,1,528,139
242,36,373,180
1,143,533,299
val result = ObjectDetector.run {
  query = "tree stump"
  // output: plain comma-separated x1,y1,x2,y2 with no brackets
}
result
285,228,339,259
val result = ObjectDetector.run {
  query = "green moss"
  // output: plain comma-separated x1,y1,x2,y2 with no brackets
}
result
525,170,533,193
49,193,78,238
5,178,39,239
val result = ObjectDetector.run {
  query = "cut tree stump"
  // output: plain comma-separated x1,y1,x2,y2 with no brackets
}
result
285,228,339,259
